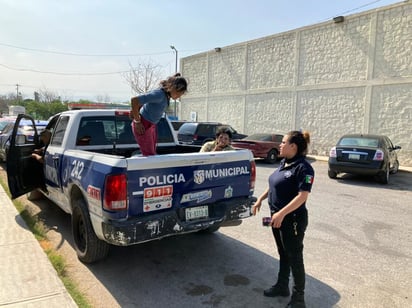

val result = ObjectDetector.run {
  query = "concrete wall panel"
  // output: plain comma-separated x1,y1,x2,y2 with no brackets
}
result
180,2,412,166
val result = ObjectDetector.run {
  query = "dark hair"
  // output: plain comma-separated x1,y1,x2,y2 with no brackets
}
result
287,130,311,156
160,73,188,94
216,126,232,139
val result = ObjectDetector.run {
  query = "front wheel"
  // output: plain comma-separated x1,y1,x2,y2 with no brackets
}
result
328,169,337,179
265,149,278,164
72,199,110,263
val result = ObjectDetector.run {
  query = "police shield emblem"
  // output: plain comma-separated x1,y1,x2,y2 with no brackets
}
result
193,170,205,184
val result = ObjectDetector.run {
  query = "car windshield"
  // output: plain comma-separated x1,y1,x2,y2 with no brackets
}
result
243,134,271,141
339,137,379,147
0,121,12,131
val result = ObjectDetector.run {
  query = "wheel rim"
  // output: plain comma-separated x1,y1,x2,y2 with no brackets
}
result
74,209,87,252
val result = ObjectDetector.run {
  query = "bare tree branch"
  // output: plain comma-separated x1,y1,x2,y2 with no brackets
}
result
122,60,163,94
37,87,60,103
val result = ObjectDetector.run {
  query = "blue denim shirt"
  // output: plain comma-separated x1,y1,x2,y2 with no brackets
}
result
138,88,169,124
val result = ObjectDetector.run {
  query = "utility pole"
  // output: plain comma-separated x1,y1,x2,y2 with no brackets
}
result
170,46,178,118
16,84,20,101
170,45,178,73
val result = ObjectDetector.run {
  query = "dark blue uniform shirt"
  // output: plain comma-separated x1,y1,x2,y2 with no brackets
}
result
268,155,314,214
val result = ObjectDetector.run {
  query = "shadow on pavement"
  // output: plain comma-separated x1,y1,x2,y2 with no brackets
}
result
30,198,339,308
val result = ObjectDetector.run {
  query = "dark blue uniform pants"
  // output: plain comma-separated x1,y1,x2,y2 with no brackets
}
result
271,210,308,294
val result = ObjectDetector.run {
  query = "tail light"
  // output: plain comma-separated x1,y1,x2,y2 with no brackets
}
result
329,147,337,158
373,149,384,161
115,110,130,117
104,174,127,210
193,134,198,141
250,160,256,192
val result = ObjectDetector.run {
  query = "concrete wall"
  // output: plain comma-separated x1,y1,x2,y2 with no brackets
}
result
180,2,412,166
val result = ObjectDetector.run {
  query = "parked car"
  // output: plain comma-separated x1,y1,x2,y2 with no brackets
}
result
0,117,16,133
177,122,247,146
328,134,401,184
0,119,48,162
170,120,193,131
231,133,284,164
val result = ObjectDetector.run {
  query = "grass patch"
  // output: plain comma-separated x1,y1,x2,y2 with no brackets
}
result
0,178,91,308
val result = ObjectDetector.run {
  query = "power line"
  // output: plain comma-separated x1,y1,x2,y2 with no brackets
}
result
0,63,130,76
337,0,384,15
0,42,172,57
319,0,386,22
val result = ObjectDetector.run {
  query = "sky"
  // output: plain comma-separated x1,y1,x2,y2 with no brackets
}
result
0,0,403,103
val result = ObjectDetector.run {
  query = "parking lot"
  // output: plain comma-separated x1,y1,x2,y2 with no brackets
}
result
1,160,411,307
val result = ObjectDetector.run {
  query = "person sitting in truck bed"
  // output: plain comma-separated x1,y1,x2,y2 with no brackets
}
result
200,126,235,152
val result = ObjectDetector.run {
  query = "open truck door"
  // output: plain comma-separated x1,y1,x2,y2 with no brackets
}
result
6,114,44,199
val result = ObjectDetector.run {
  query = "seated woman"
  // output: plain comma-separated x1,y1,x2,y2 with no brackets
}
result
200,126,235,152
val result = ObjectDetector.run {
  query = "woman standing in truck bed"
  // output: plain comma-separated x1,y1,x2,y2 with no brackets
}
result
130,73,188,156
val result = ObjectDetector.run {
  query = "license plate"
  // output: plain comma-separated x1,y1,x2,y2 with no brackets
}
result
186,206,209,221
348,154,360,160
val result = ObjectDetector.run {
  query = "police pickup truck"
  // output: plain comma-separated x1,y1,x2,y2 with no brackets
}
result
7,110,256,263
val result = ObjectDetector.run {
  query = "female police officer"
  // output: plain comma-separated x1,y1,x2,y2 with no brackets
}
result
252,130,314,308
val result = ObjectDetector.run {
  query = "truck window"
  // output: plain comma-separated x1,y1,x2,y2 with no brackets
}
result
76,116,135,146
50,116,69,146
157,118,174,143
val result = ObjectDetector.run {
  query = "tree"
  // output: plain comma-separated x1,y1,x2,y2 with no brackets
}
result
21,99,68,120
122,60,164,94
121,60,179,116
96,94,111,103
37,87,60,103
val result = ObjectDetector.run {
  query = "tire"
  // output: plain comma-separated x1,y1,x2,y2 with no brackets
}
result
390,160,399,174
328,169,337,179
72,199,110,263
376,165,389,184
27,189,44,201
265,149,278,164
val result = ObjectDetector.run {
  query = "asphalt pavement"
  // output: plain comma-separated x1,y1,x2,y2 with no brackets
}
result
0,156,410,307
0,183,77,307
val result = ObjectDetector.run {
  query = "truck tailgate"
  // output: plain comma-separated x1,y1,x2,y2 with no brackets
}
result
126,150,254,216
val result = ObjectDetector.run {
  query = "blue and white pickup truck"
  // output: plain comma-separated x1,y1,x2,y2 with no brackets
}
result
7,109,256,263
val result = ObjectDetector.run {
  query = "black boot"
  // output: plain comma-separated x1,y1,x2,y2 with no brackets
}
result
286,289,305,308
263,283,290,297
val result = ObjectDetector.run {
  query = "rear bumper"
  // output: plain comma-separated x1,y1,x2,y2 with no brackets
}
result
328,158,384,175
101,196,256,246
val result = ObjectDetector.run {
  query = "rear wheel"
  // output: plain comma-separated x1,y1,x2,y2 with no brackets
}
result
376,165,389,184
72,199,110,263
328,169,337,179
265,149,278,164
390,160,399,174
